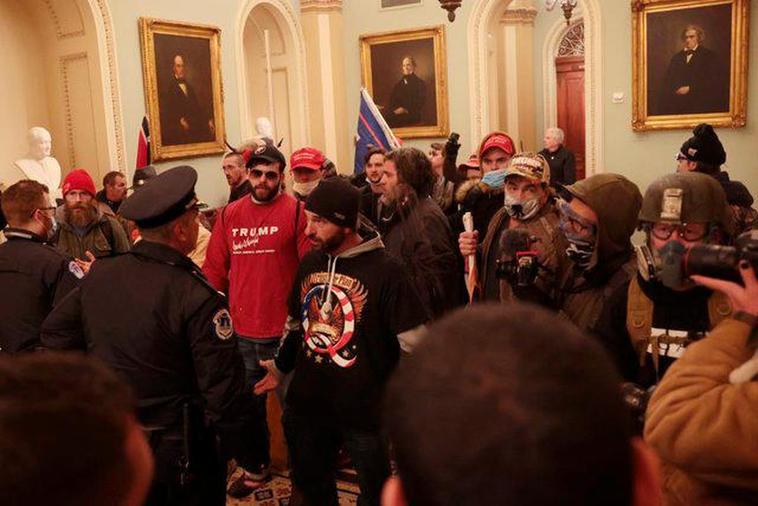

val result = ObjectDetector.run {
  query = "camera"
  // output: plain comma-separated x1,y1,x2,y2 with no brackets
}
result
495,229,540,287
686,230,758,280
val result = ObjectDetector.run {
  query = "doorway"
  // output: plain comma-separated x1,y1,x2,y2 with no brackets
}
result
555,22,585,180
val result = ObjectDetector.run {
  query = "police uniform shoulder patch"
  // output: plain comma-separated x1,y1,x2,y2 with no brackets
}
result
212,309,234,340
68,261,85,280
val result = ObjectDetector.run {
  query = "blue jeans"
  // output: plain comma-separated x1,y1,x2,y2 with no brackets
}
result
237,336,280,470
283,408,390,506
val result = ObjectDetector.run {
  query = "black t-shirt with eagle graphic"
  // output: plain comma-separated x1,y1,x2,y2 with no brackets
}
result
275,232,428,429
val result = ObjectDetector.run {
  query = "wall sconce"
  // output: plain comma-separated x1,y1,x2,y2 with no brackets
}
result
546,0,578,25
439,0,463,22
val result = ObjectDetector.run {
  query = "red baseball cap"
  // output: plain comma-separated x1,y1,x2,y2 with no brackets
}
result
290,147,326,172
62,168,96,197
461,154,480,168
478,132,515,159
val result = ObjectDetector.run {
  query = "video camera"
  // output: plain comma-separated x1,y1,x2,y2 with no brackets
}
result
495,229,540,287
659,230,758,287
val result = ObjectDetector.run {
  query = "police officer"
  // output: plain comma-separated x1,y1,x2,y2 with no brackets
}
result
0,179,81,353
41,166,251,506
593,172,734,388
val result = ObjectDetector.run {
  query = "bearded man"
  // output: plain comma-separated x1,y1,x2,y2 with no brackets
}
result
53,168,130,262
203,137,310,497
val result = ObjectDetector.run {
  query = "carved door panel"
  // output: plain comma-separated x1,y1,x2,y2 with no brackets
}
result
556,55,586,180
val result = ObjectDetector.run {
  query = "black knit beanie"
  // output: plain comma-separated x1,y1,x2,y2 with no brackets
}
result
305,177,361,229
679,123,726,166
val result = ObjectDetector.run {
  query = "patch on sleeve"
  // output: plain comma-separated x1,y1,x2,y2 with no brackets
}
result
68,261,85,279
212,309,234,340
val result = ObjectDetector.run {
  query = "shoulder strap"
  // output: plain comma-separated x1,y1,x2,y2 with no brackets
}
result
99,217,115,249
708,290,733,329
626,276,654,367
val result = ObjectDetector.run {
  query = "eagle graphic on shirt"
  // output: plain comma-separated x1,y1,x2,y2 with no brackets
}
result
299,272,367,368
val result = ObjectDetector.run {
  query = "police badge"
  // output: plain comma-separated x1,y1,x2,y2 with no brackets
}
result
212,309,234,340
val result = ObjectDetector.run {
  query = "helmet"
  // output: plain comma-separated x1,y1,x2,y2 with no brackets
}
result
505,152,551,185
639,172,733,235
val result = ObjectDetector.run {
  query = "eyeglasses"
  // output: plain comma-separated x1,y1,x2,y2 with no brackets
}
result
674,152,688,161
650,222,707,242
250,169,280,181
31,206,56,218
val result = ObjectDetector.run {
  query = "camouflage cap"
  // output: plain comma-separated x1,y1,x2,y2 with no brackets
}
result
505,152,550,184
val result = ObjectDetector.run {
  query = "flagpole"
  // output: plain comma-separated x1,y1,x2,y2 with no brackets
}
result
264,29,276,140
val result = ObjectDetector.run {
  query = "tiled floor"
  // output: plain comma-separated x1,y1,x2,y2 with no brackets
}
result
226,469,359,506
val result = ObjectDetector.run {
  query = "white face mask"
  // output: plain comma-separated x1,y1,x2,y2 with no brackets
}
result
293,179,320,196
504,194,542,221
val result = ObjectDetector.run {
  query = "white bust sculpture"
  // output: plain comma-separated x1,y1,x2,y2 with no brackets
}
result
12,127,63,200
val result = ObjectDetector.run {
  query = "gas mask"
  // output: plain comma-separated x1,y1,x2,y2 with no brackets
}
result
504,193,542,221
636,240,692,290
293,179,320,197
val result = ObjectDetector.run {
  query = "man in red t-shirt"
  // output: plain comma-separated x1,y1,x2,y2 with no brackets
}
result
203,138,309,496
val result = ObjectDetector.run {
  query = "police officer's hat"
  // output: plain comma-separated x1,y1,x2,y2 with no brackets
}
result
130,165,158,190
121,165,202,229
246,137,287,170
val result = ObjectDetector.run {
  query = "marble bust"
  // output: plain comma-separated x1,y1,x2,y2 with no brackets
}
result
12,127,63,200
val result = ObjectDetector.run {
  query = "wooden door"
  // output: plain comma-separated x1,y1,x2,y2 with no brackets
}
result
556,55,586,180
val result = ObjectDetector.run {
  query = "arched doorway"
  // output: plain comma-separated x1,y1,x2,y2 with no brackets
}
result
555,21,585,179
236,0,310,156
0,0,124,188
469,0,603,174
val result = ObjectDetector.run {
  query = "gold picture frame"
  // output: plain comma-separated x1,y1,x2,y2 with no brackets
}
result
139,17,226,161
632,0,749,131
360,26,449,139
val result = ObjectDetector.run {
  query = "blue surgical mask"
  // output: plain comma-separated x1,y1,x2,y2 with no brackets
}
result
481,168,507,190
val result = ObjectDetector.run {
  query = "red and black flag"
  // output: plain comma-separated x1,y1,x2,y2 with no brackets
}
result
136,116,150,169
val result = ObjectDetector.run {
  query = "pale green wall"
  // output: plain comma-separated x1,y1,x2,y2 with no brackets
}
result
341,0,476,160
110,0,245,207
107,0,756,205
533,1,758,199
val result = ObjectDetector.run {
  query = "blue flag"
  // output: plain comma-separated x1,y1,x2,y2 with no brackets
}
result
354,88,399,174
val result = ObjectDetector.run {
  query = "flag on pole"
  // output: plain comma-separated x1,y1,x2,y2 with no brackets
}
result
354,88,400,174
136,116,151,169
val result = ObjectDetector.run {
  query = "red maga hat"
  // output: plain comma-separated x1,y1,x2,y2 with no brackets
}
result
290,147,326,172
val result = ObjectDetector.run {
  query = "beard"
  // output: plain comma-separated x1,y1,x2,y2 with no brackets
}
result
64,202,98,228
253,184,279,203
308,229,346,253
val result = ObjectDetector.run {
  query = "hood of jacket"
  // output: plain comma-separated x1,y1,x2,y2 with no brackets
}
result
561,173,642,274
336,220,384,259
714,171,754,208
454,178,504,205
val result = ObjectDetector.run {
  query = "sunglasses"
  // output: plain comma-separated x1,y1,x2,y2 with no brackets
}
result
250,169,280,181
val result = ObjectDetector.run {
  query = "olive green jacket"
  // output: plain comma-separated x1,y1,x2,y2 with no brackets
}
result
53,203,130,260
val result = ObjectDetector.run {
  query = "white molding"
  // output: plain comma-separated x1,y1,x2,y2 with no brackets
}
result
503,25,520,141
469,0,603,174
236,0,311,145
87,0,127,174
317,13,338,159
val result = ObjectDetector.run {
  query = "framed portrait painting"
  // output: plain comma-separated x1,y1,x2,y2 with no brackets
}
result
139,18,226,161
360,26,449,138
632,0,749,131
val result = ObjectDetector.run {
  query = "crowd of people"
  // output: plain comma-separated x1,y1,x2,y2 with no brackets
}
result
1,122,758,506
